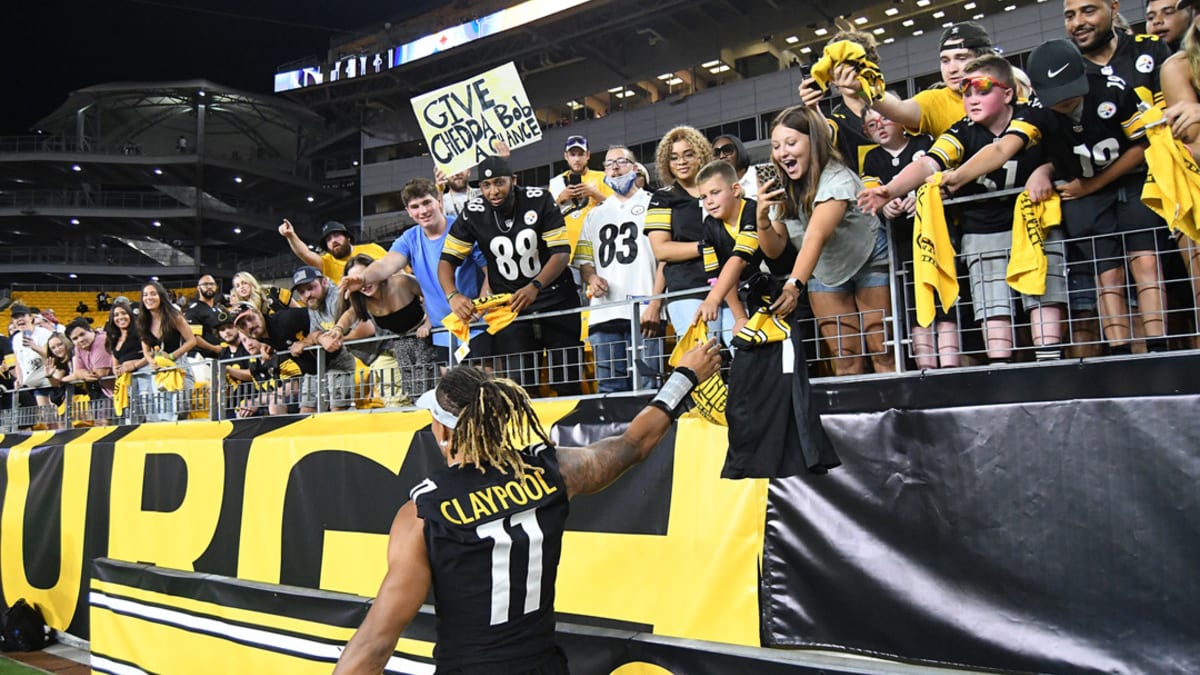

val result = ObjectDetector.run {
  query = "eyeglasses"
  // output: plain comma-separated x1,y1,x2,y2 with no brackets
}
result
713,144,736,156
198,282,217,287
958,75,1011,96
669,151,698,163
602,158,635,169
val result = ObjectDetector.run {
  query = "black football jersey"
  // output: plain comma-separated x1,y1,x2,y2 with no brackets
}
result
829,102,876,173
412,443,569,672
1009,73,1148,183
644,183,709,291
861,133,935,188
928,108,1047,234
703,198,761,275
1083,32,1170,107
442,186,574,298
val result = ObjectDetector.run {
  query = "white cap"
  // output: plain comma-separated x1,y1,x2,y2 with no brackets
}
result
416,388,458,429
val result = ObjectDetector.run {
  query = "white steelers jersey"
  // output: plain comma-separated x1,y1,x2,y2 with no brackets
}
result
574,189,659,327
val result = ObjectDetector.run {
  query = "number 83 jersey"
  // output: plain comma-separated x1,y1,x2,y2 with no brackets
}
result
574,190,657,326
442,186,576,302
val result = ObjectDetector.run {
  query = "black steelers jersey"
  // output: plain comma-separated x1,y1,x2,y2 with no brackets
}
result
861,133,935,189
927,108,1047,234
829,103,876,173
644,183,709,291
442,186,574,297
1084,32,1170,107
411,443,570,672
702,198,761,278
724,316,839,479
1009,73,1148,183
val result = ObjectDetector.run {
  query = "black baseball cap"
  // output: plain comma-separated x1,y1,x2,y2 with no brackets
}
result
939,21,992,52
9,302,30,317
320,220,350,246
231,302,259,327
476,156,513,181
1027,39,1089,108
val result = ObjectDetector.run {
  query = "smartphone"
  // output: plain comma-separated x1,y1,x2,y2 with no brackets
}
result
756,162,778,188
567,172,582,186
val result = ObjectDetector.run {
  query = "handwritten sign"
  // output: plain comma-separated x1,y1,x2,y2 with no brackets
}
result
411,62,542,176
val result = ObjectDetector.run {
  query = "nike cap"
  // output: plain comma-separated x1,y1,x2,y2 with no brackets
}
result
1027,39,1089,108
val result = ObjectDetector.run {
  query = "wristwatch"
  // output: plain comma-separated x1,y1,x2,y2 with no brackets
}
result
531,279,544,291
784,277,804,292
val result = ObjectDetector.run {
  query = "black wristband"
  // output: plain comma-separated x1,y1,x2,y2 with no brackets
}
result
531,279,544,291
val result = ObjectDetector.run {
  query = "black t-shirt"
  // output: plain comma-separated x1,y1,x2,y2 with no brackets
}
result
644,183,708,292
1084,31,1170,106
862,134,935,253
260,308,314,374
1010,74,1148,183
442,186,576,311
928,107,1047,234
184,301,220,355
0,335,13,389
412,443,569,672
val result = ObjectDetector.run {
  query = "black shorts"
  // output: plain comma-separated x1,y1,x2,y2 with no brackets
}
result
1061,174,1166,274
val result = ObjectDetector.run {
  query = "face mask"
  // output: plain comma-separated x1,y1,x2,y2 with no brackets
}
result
1067,100,1084,126
605,171,638,195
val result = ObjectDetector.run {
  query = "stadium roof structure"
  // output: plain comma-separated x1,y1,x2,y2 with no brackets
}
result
0,80,352,282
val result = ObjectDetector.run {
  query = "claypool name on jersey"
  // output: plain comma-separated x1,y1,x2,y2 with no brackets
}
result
438,469,560,525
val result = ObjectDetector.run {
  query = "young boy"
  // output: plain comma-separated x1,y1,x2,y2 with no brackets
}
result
859,110,962,368
692,161,762,334
939,39,1169,355
859,54,1067,363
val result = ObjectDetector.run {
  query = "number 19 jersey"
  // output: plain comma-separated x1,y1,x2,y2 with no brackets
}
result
411,443,570,672
574,190,658,327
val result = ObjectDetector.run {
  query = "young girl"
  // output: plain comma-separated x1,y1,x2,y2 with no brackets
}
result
45,332,74,429
231,271,291,316
137,281,197,420
757,105,894,375
859,108,960,369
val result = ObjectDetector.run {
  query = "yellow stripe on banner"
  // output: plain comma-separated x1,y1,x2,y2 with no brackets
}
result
1,429,98,629
555,417,769,646
108,421,233,573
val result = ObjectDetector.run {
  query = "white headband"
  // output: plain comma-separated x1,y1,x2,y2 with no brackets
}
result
416,389,458,429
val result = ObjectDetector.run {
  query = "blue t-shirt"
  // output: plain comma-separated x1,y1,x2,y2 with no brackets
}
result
390,215,486,347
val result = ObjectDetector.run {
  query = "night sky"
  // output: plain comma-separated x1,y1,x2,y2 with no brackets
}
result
1,1,436,135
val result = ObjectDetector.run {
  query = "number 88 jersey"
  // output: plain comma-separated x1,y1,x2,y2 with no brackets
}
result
574,190,657,326
442,185,574,297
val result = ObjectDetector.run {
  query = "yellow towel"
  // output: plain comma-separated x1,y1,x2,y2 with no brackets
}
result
912,173,960,327
667,320,727,426
731,309,792,348
1141,106,1200,243
153,353,185,392
810,40,886,104
113,372,131,416
1006,192,1062,296
441,293,518,342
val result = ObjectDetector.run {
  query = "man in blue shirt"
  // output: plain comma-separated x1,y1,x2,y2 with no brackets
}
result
341,178,489,363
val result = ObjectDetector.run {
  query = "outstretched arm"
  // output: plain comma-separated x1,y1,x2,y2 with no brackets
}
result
556,339,722,497
334,501,430,674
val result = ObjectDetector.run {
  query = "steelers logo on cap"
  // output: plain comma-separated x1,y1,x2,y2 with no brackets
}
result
484,168,494,178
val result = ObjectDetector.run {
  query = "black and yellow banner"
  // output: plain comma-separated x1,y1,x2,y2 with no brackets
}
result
0,399,767,647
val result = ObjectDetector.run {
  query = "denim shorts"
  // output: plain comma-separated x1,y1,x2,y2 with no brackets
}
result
807,227,891,293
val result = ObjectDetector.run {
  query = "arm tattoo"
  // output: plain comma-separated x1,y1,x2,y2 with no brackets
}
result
559,435,644,497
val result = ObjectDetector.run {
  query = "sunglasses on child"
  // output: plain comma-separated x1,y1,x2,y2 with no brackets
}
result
958,75,1012,96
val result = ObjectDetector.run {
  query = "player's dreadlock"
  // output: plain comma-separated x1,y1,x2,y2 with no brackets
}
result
436,366,550,477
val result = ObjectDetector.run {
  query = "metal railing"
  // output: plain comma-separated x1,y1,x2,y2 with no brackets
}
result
2,221,1197,432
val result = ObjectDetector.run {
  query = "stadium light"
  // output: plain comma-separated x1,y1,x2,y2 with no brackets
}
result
153,168,164,175
885,7,900,15
70,218,80,225
71,165,82,172
306,195,315,203
233,227,242,234
152,220,162,227
69,273,78,279
234,176,243,184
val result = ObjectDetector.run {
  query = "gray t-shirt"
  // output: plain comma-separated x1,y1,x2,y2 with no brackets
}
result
772,163,879,287
308,281,357,372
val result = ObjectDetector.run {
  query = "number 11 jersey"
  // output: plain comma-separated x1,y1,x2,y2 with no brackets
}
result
411,443,570,672
574,190,658,328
